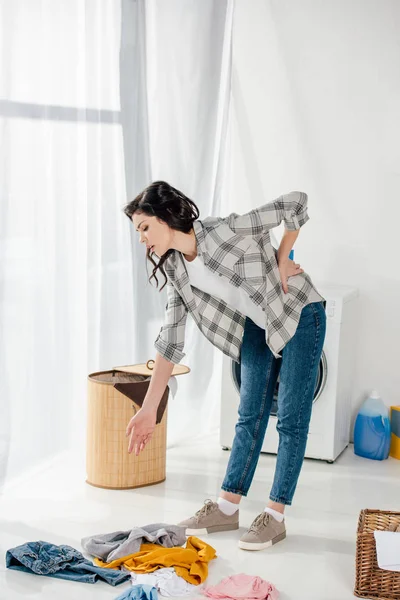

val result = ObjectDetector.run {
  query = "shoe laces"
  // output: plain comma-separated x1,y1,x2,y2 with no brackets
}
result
195,499,217,521
249,511,270,533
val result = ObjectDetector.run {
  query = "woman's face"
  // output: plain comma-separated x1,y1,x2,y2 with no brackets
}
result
132,212,173,257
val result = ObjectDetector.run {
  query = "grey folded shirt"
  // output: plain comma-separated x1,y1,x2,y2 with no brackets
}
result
81,523,186,562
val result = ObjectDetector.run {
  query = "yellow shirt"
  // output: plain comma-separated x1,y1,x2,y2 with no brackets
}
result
94,536,216,585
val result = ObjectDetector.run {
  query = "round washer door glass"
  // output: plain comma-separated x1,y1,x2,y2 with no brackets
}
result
231,351,328,417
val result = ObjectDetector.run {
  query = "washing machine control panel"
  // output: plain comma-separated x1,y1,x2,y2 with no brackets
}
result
325,298,343,323
326,299,336,318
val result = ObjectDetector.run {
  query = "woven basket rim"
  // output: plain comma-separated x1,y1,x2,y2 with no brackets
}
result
88,369,149,384
358,508,400,532
354,508,400,600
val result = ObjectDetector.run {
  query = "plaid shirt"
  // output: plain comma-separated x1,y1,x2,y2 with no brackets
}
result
154,191,324,364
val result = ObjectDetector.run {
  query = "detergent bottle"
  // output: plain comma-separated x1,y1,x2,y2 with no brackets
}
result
354,391,391,460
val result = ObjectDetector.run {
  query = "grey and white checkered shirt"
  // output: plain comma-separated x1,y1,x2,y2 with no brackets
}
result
154,191,324,364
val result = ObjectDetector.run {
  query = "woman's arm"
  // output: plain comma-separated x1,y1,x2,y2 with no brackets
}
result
277,229,301,294
225,191,309,235
277,229,300,264
126,352,174,455
154,282,188,364
126,281,187,456
141,351,175,412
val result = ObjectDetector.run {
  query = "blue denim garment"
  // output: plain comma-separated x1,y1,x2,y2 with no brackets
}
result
6,541,130,586
222,301,327,505
115,584,158,600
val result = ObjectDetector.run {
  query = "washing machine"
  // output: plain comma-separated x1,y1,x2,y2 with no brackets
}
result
219,285,359,462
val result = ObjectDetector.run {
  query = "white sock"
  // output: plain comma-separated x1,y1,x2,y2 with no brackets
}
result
264,507,284,522
217,497,240,516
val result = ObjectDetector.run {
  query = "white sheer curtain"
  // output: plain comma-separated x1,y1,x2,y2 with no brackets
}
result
123,0,234,446
0,0,234,487
0,1,135,487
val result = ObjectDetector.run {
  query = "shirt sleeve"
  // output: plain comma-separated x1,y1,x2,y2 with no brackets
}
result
154,281,188,364
224,191,310,234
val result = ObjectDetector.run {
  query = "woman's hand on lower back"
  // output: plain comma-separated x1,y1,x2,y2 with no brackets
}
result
287,258,304,278
279,258,304,294
126,406,157,456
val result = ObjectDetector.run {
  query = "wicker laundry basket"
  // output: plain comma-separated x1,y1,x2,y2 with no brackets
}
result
86,361,190,490
354,509,400,599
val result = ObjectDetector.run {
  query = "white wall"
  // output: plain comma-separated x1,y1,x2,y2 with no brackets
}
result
229,0,400,431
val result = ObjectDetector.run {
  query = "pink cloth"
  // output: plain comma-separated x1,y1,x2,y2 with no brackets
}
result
202,573,279,600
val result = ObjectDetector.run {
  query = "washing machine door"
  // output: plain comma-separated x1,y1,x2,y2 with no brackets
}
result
231,351,328,416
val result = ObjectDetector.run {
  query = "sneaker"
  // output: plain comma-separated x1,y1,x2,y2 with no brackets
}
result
177,499,239,535
238,511,286,551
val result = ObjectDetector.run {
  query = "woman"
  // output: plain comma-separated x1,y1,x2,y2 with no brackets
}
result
124,181,326,551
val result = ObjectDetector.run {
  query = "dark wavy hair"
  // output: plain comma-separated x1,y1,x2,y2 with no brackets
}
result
123,181,200,291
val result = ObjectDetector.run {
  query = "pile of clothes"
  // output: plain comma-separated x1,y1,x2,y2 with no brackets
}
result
6,522,279,599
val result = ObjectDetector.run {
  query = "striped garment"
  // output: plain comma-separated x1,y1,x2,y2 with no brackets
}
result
154,191,324,363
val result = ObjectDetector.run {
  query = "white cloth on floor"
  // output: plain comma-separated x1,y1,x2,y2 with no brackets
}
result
374,530,400,572
131,568,198,597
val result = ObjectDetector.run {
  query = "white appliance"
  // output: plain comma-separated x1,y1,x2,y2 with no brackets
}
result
220,285,359,462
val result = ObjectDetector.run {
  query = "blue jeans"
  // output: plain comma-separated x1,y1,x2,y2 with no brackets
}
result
6,541,130,586
221,301,326,505
115,584,159,600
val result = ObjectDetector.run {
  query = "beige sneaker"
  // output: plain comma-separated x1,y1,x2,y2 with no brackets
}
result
238,511,286,551
178,499,239,535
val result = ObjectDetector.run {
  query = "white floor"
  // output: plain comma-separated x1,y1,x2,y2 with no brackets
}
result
1,434,399,600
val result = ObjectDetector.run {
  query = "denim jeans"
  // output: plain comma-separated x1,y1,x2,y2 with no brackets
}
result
6,541,130,585
115,584,159,600
221,301,326,505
